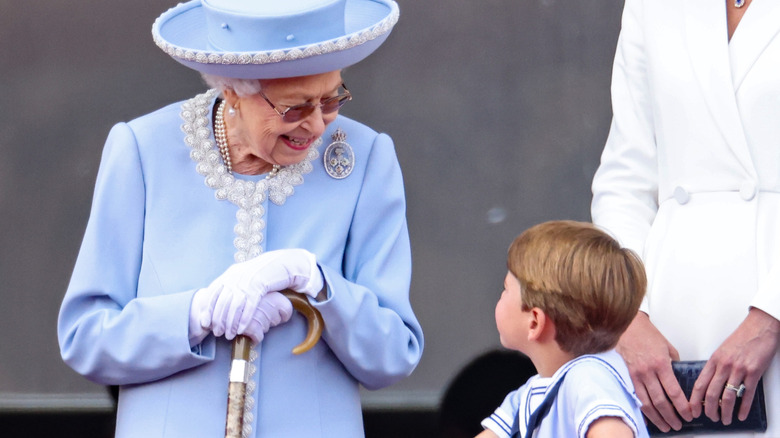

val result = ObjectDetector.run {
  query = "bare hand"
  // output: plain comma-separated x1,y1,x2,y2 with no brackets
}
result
689,307,780,424
616,312,692,432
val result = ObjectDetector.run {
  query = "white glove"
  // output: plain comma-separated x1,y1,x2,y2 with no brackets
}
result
200,249,324,339
189,285,221,346
240,292,293,344
190,282,250,342
190,288,293,344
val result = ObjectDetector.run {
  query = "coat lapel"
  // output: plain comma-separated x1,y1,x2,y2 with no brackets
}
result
729,0,780,89
683,0,754,175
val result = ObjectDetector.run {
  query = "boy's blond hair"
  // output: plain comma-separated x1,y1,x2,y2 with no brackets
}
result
508,220,646,357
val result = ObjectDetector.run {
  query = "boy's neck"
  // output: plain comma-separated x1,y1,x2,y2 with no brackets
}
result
529,345,576,378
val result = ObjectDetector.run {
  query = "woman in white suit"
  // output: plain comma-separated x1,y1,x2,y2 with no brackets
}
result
591,0,779,435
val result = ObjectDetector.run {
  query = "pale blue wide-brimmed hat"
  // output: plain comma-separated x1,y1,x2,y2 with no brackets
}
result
152,0,399,79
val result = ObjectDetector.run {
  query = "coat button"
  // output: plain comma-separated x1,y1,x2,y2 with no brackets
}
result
673,186,690,204
740,181,756,201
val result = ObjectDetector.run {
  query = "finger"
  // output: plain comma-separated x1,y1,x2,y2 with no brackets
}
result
722,370,749,426
720,382,739,426
244,325,264,345
689,360,717,418
259,301,282,326
636,382,671,432
199,284,223,329
264,292,294,323
213,288,239,337
255,308,273,332
667,343,681,362
737,383,756,422
646,380,682,430
224,291,247,340
737,374,761,421
637,360,687,430
658,366,692,423
235,262,288,332
210,285,233,336
703,370,730,422
246,260,293,294
242,310,272,343
237,291,261,335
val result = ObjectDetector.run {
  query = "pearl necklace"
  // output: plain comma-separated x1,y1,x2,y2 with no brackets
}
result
214,99,280,179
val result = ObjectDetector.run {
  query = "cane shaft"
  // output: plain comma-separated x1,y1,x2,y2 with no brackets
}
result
225,336,251,438
225,382,246,438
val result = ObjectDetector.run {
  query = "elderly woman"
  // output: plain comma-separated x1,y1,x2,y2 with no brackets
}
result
57,1,423,437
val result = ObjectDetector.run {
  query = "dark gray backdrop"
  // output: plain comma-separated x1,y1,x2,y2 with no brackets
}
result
0,0,622,411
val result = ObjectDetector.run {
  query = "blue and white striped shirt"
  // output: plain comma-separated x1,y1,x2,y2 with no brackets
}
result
481,349,649,438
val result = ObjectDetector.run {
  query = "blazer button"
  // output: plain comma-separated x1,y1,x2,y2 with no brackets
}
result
673,186,690,204
740,181,756,201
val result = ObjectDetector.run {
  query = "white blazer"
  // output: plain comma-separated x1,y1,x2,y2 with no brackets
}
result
591,0,780,435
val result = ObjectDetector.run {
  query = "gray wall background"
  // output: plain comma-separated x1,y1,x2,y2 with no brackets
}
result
0,0,622,410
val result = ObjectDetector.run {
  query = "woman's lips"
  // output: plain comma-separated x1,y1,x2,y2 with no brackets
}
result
282,135,312,151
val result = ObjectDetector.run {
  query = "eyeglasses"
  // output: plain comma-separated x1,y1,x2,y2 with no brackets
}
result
259,83,352,123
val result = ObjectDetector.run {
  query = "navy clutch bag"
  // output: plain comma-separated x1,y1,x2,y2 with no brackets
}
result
647,360,767,436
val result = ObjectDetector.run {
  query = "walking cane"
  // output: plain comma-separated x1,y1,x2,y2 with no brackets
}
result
224,289,324,438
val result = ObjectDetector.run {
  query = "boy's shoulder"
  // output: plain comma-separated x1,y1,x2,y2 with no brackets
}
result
565,350,631,381
561,350,636,397
555,350,647,436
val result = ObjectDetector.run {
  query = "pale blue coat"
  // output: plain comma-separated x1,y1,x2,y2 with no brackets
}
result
58,91,424,437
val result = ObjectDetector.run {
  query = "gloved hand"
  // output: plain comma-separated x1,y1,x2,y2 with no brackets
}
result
196,249,324,340
189,285,221,346
241,291,293,344
190,281,249,343
189,288,293,344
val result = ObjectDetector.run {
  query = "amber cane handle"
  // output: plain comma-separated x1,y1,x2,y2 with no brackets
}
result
279,289,325,355
225,335,251,438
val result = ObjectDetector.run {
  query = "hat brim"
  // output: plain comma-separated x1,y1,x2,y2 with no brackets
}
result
153,0,399,79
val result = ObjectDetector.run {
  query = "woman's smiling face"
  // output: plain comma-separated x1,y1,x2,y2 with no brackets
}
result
224,70,343,173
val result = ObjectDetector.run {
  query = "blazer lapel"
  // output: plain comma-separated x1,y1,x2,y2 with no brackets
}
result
683,0,754,175
729,0,780,90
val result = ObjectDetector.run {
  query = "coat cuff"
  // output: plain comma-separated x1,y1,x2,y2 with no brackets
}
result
750,266,780,322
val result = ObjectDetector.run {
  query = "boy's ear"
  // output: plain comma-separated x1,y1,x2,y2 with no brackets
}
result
527,307,551,342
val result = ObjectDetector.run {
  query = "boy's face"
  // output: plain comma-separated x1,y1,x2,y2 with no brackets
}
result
495,271,531,352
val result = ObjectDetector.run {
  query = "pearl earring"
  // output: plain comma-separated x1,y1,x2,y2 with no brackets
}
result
228,106,237,117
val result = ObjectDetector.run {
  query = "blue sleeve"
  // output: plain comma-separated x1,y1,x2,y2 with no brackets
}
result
57,123,214,386
313,132,424,390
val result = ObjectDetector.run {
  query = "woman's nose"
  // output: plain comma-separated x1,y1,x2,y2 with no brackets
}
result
300,106,328,134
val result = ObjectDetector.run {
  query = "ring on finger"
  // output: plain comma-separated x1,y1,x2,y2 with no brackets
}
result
701,400,723,406
724,383,746,398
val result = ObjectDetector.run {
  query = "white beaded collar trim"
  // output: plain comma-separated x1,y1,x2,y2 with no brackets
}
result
180,89,320,262
153,7,398,68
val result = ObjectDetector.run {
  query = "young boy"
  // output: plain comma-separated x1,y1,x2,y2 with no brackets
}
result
477,220,649,438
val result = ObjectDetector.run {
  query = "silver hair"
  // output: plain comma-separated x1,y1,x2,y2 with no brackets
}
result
200,73,263,97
